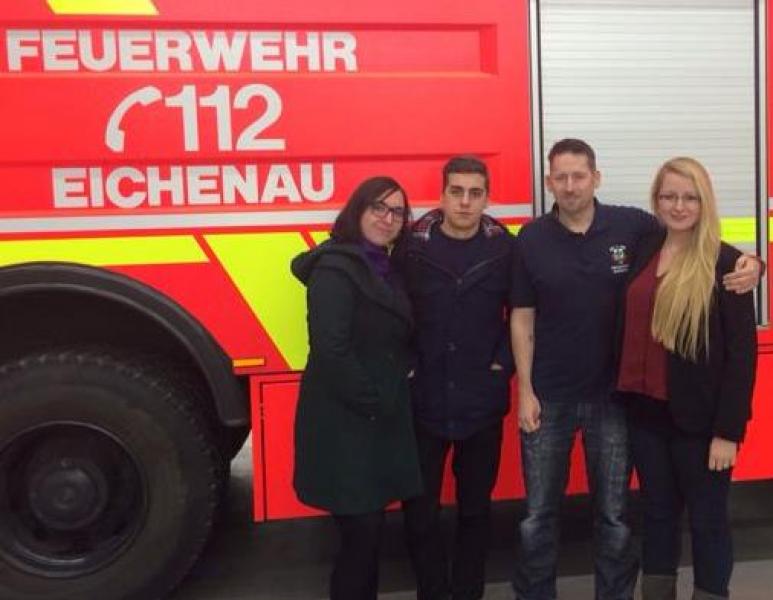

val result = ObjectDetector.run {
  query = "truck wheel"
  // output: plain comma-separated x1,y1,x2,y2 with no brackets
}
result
0,349,222,600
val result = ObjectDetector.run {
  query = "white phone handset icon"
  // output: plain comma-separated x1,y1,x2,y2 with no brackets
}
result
105,86,162,152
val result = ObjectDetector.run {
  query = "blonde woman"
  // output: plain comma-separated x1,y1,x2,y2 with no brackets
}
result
616,157,757,600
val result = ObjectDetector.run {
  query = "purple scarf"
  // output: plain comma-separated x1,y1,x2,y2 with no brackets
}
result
360,240,390,278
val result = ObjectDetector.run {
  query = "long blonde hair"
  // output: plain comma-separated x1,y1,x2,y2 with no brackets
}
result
650,157,721,361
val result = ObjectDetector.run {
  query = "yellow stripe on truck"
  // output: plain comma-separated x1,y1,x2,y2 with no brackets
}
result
205,233,310,371
720,217,756,245
309,231,330,245
0,236,206,267
505,221,753,243
47,0,158,14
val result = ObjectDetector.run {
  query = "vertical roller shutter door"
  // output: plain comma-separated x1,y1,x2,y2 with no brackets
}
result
537,0,757,249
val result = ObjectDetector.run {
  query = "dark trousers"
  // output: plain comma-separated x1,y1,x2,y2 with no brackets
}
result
629,406,733,597
331,510,385,600
402,420,503,600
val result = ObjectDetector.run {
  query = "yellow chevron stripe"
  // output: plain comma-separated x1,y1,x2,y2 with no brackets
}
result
309,231,330,245
205,233,310,370
47,0,158,15
0,236,206,267
506,224,522,235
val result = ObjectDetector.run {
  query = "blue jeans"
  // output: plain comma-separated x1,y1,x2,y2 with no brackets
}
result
513,399,637,600
629,400,733,597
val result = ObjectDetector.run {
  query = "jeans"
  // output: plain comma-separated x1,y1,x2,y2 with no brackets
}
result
403,420,503,600
331,510,385,600
629,403,733,597
513,399,637,600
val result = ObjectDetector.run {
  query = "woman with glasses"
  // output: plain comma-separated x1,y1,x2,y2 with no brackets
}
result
615,158,757,600
291,176,422,600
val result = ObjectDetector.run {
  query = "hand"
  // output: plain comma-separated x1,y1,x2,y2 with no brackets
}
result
490,362,504,371
722,254,760,294
708,436,737,471
518,388,541,433
407,369,415,379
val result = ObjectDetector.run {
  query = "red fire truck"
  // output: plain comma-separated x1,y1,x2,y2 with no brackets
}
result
0,1,771,598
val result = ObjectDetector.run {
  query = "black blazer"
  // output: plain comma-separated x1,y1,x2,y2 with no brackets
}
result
616,230,757,441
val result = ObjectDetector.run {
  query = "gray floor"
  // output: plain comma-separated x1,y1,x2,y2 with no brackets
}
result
171,438,773,599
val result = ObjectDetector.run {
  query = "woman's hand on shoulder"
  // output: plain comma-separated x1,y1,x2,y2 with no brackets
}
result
708,436,738,471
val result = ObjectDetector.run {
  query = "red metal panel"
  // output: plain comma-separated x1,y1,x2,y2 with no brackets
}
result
734,354,773,480
258,376,323,520
0,1,531,220
250,376,266,521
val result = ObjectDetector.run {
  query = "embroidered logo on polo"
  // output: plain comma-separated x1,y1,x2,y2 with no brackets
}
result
609,244,629,274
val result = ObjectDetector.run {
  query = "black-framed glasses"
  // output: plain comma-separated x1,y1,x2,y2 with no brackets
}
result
369,200,407,221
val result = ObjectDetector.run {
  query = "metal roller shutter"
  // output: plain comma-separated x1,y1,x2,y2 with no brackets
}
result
534,0,758,249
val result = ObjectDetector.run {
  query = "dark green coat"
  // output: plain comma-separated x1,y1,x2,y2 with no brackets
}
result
291,241,422,514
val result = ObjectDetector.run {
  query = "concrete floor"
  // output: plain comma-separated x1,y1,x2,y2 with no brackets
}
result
171,438,773,599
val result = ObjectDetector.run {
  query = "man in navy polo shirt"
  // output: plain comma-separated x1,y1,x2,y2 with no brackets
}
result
510,138,760,600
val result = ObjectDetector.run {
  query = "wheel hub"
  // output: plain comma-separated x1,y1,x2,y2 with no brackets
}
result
28,457,109,532
0,422,147,578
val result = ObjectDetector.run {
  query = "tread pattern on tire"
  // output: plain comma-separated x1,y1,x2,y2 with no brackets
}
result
0,347,224,600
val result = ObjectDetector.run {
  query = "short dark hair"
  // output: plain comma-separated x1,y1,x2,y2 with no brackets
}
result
442,155,489,192
331,176,411,244
547,138,597,171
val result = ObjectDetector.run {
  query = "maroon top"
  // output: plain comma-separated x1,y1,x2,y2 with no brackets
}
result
617,252,668,401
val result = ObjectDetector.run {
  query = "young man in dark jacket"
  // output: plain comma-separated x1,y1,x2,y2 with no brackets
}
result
394,155,514,600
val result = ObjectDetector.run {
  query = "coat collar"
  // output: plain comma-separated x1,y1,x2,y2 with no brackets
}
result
411,208,508,242
292,241,413,327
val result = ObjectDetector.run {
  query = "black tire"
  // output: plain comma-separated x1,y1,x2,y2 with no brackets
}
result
0,349,222,600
